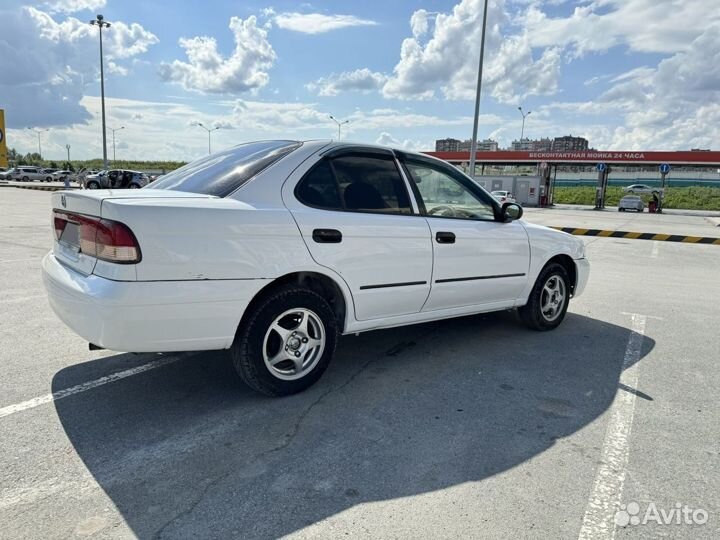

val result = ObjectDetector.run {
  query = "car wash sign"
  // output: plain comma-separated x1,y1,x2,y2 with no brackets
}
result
529,151,646,160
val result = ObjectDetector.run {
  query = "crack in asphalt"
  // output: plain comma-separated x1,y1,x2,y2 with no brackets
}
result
153,325,440,539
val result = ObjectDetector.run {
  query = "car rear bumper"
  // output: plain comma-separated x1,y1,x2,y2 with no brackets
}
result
42,252,270,353
573,257,590,298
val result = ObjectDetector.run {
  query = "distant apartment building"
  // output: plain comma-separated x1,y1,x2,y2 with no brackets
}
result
551,135,589,152
435,138,499,152
458,138,499,152
510,138,552,152
435,138,461,152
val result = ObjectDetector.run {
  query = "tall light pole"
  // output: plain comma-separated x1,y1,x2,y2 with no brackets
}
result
468,0,489,179
27,128,49,161
195,123,220,154
108,126,124,163
518,106,531,143
90,14,111,169
65,144,71,164
329,115,349,140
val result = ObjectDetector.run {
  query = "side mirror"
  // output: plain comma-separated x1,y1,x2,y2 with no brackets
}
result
501,202,523,221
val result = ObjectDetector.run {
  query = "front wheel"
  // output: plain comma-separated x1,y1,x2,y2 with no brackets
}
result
86,181,99,189
231,286,338,396
518,263,570,331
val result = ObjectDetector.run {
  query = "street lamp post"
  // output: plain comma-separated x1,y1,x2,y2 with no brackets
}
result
468,0,489,179
108,126,125,163
65,144,71,164
90,14,111,169
27,128,49,161
195,123,220,154
518,107,531,143
329,115,349,140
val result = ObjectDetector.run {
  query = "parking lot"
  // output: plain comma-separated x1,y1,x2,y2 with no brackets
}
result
1,187,718,539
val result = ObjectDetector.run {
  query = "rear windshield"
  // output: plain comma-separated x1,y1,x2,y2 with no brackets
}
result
148,140,301,197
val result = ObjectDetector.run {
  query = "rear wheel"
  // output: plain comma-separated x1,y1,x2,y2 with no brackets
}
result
22,176,29,182
231,286,338,396
519,263,570,331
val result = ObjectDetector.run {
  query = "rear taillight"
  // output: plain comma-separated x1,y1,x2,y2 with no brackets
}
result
53,210,141,264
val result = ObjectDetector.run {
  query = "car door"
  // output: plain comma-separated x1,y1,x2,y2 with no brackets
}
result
285,148,433,321
400,156,530,311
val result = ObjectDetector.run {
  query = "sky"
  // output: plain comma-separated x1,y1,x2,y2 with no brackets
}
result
1,0,719,162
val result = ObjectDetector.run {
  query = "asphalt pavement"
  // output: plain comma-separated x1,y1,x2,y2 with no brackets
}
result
1,188,718,539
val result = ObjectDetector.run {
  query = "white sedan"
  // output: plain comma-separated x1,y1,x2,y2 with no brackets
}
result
622,184,659,194
618,195,644,212
491,190,516,204
43,140,589,396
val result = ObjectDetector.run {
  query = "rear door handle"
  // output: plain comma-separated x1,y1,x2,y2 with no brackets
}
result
312,228,342,243
435,231,456,244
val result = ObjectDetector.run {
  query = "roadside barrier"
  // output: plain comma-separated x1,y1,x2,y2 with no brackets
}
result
551,227,720,245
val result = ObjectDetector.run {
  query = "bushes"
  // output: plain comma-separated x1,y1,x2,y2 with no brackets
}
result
553,186,720,211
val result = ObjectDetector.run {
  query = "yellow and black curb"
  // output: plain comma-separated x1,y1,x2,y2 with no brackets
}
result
552,227,720,245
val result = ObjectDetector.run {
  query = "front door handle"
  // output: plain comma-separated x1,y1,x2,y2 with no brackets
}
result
435,231,456,244
312,228,342,243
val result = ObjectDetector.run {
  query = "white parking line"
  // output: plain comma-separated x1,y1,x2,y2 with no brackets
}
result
577,313,647,540
0,355,182,419
650,241,660,258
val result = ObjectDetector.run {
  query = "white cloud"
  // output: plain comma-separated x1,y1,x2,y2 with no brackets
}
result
306,69,387,96
0,6,157,128
409,9,430,38
327,0,563,104
537,23,720,150
272,12,378,34
523,0,720,55
375,132,430,151
44,0,106,13
159,16,275,94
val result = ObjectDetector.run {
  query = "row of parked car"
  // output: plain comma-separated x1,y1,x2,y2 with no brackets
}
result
0,167,152,189
0,166,75,182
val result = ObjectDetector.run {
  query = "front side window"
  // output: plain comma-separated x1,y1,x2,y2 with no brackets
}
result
149,140,301,197
404,160,497,221
296,154,413,215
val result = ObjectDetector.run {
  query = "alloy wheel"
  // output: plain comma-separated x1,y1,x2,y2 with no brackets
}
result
262,308,326,381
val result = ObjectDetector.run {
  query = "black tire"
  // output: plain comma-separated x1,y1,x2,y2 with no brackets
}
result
618,208,623,212
46,177,52,182
518,263,571,331
128,183,140,189
22,176,29,182
86,181,100,189
231,286,338,396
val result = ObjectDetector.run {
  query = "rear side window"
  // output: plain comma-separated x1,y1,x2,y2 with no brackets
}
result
296,160,343,209
148,140,301,197
296,154,412,214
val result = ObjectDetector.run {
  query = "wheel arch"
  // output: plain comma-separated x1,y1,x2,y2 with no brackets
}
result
236,270,352,340
544,254,578,296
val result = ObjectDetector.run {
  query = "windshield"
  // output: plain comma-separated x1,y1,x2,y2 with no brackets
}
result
148,140,302,197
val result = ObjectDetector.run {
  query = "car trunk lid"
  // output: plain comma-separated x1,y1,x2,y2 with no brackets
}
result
51,189,217,277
